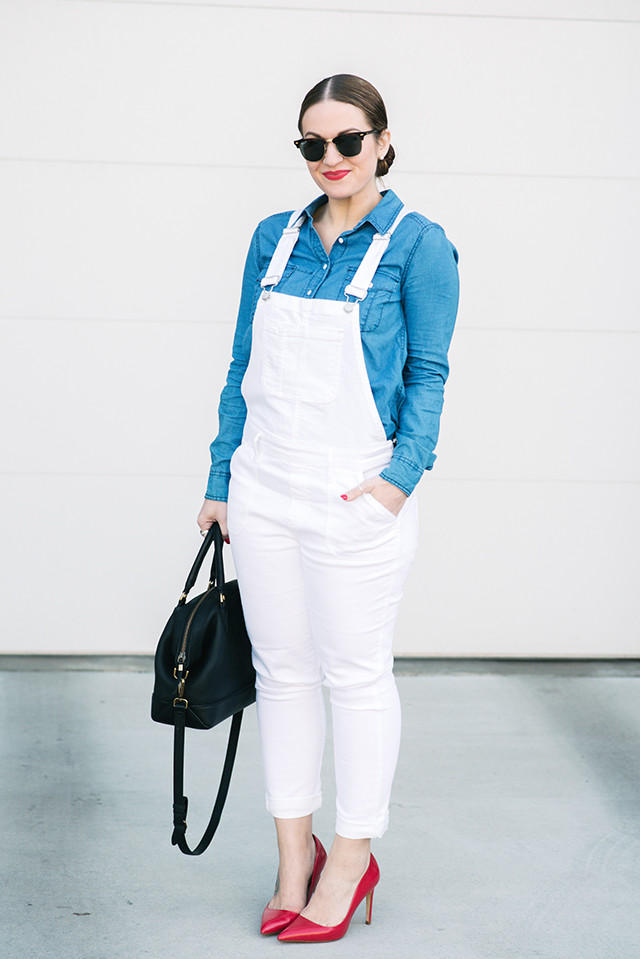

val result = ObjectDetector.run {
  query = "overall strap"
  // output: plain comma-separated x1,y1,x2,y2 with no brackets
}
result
343,206,413,308
260,208,306,291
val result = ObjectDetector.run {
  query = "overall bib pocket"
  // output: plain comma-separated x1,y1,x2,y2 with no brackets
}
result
261,316,344,405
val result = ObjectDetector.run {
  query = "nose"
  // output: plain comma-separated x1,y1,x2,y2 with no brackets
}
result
323,140,343,166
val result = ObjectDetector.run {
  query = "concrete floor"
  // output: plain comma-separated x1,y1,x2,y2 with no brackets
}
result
2,658,640,959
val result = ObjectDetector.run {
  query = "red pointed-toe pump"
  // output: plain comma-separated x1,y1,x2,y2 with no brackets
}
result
260,835,327,936
277,853,380,943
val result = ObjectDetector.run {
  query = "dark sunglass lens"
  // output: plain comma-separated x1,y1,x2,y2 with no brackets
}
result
335,133,363,158
300,139,325,162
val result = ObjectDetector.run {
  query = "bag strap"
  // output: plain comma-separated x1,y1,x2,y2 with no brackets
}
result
171,704,244,856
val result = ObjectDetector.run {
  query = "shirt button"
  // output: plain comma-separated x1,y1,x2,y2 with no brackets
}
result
306,290,312,295
338,238,344,244
322,263,327,270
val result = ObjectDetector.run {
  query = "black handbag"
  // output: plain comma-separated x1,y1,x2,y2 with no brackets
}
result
151,522,256,855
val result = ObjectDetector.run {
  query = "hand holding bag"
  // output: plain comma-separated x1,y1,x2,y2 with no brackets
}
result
151,522,256,855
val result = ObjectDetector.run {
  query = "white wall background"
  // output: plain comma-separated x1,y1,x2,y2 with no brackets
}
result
1,0,638,656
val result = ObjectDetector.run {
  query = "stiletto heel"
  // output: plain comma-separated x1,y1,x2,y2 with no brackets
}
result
260,835,327,936
365,888,373,925
277,853,380,943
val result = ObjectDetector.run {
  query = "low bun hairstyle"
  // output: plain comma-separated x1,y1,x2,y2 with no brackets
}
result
376,143,395,178
298,74,395,178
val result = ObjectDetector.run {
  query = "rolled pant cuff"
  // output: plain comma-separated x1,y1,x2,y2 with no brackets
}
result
336,813,389,840
266,793,323,819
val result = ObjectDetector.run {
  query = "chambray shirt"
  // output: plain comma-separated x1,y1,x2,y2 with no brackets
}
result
206,189,459,500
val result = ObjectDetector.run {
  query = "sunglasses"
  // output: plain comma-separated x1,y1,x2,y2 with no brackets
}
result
293,129,381,163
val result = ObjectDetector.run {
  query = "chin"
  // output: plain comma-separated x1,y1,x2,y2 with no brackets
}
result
318,177,358,198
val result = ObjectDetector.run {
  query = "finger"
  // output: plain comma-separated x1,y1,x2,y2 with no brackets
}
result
199,522,230,545
340,484,367,502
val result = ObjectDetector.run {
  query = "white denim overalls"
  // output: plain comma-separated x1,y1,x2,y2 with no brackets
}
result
227,205,420,839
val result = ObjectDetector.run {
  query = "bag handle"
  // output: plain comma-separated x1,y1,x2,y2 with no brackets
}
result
180,523,225,603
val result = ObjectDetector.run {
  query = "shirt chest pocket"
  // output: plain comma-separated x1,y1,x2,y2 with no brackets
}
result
346,268,401,333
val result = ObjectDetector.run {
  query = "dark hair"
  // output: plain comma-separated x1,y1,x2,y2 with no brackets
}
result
298,74,395,178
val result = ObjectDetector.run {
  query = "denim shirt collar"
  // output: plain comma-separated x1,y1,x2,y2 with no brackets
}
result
303,189,404,236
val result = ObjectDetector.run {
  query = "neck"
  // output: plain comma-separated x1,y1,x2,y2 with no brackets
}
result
321,184,383,232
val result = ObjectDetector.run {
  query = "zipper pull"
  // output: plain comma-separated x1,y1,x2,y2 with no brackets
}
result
173,662,189,701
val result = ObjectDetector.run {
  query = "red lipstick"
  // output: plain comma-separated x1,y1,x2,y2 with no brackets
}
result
323,170,350,180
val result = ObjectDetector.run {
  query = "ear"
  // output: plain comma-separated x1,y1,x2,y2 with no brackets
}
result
377,128,391,159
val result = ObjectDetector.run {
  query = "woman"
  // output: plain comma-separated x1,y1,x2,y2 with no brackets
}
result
197,74,459,943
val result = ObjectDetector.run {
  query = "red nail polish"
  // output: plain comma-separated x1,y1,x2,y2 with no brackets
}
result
224,537,230,544
340,494,348,500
